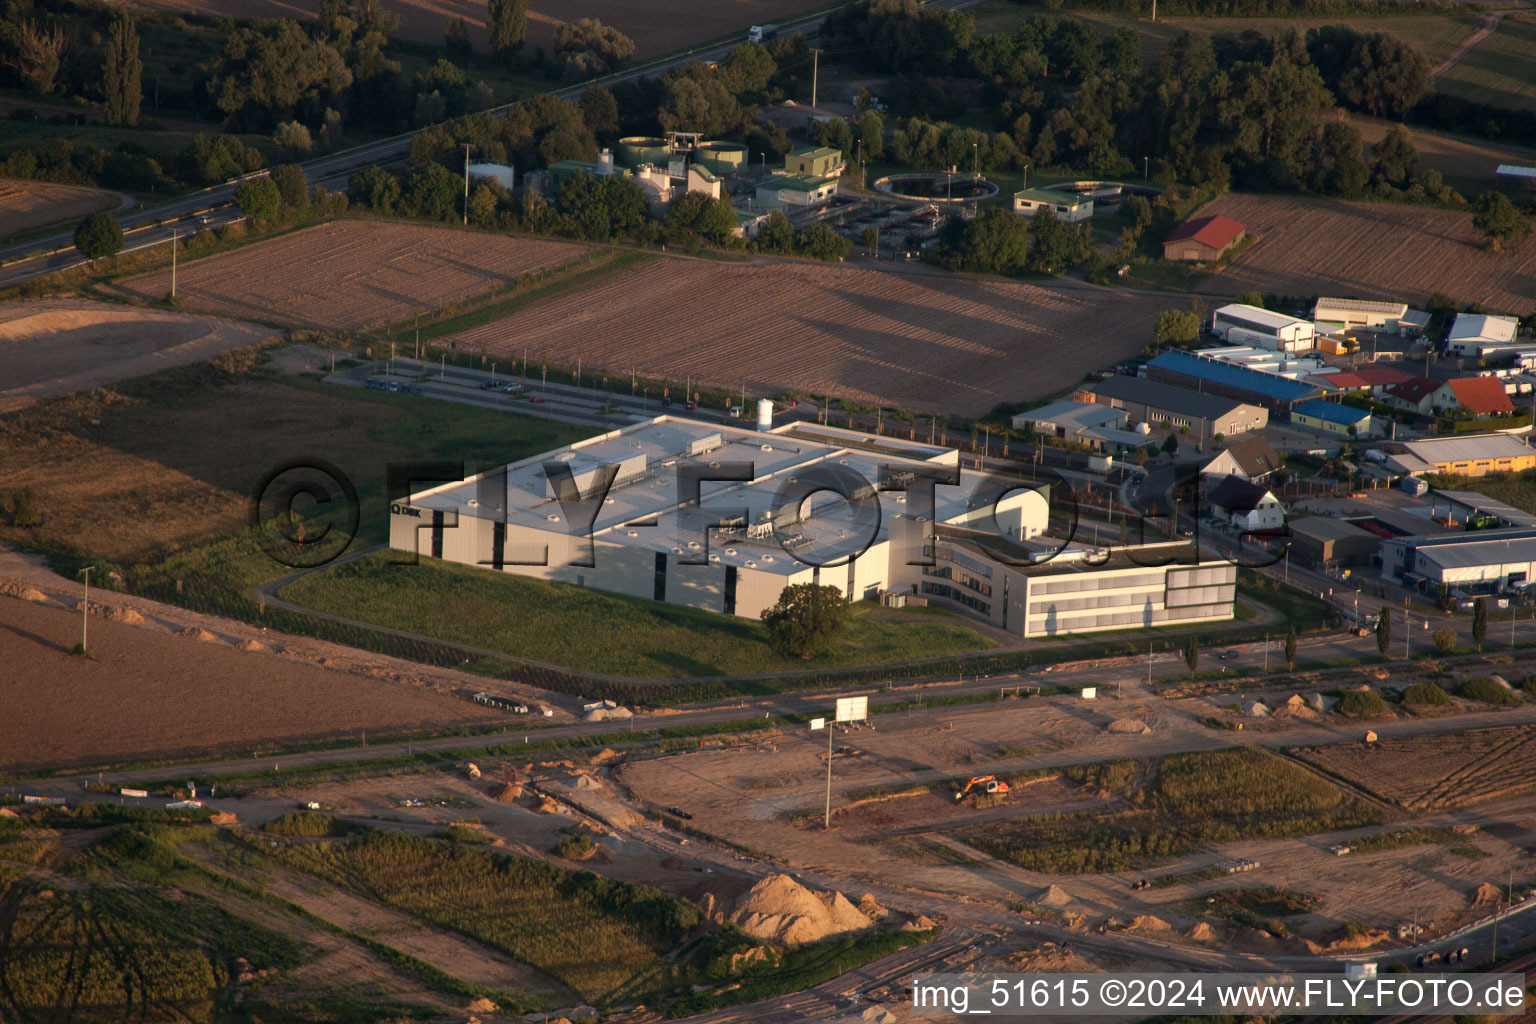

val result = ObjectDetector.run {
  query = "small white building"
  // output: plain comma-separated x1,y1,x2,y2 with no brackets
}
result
756,174,837,208
1212,304,1317,353
1312,297,1406,331
1012,188,1093,223
1208,475,1286,533
1446,313,1521,358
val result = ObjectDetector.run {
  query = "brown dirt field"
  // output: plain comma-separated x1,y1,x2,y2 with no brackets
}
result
108,220,589,331
123,0,832,57
1347,115,1536,196
1296,725,1536,810
0,299,278,414
439,260,1175,416
0,179,122,240
1197,193,1536,315
0,595,498,771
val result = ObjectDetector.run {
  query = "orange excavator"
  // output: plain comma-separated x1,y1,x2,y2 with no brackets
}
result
954,775,1010,802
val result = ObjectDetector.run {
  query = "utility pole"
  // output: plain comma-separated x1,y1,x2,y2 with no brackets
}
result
824,720,835,829
77,566,93,654
170,229,177,298
810,49,820,113
1264,632,1269,671
462,144,474,226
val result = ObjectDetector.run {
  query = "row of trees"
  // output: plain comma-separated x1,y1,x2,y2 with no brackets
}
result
931,206,1090,275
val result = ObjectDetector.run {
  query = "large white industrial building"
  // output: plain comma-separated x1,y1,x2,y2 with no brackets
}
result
389,417,1236,638
1212,304,1317,353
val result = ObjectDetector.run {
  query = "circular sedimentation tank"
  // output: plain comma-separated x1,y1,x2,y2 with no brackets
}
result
873,172,1000,203
618,136,669,169
692,140,749,176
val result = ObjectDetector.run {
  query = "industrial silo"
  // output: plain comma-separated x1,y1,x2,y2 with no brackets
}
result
693,141,749,177
618,136,669,169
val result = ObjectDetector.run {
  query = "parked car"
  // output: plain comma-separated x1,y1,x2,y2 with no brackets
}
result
1220,649,1239,660
729,405,742,417
409,385,424,396
685,400,698,410
502,382,524,393
478,379,500,389
530,395,548,403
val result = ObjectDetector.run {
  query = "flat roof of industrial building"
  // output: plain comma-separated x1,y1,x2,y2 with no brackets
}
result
1086,375,1254,419
1214,303,1311,333
1288,516,1379,541
404,416,1011,577
1014,187,1088,205
1146,350,1323,403
1014,400,1126,431
1433,490,1536,528
1400,434,1533,464
1294,398,1370,425
1417,532,1536,571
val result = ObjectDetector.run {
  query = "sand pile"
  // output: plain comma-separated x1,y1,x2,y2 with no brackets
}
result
1037,884,1073,907
903,914,937,931
858,893,888,919
535,796,564,814
106,606,146,624
590,748,623,764
1129,915,1171,932
1107,718,1151,735
1246,702,1269,717
1474,882,1502,905
179,626,219,642
727,873,874,946
1309,693,1327,712
465,997,497,1014
236,638,265,651
573,773,602,791
1186,922,1217,941
488,781,523,803
17,588,49,603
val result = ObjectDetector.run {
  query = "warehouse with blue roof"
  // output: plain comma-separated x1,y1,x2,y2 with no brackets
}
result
1292,398,1374,437
1144,349,1323,417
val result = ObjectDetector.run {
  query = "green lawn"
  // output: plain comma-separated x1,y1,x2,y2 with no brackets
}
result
1437,13,1536,113
278,550,997,678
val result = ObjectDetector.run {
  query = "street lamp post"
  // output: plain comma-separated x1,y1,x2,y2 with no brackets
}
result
77,566,94,654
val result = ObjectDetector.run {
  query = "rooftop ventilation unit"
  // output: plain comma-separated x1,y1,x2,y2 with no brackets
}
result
686,433,722,457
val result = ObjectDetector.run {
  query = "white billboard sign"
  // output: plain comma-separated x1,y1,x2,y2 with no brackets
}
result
835,696,868,722
810,717,826,731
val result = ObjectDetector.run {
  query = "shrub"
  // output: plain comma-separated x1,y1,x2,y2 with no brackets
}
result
1337,688,1388,717
1402,681,1452,707
10,486,41,527
263,811,356,837
554,831,594,859
436,824,492,844
233,176,281,221
1433,627,1457,653
1459,677,1517,705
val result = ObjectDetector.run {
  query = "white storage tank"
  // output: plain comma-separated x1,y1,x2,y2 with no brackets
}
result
466,163,515,189
756,398,773,431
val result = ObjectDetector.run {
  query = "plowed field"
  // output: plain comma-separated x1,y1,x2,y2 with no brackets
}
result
438,260,1173,415
109,220,587,331
1198,193,1536,315
1296,725,1536,810
0,179,122,240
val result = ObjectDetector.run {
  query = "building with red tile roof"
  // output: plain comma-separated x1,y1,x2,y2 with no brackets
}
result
1163,214,1246,262
1435,377,1515,418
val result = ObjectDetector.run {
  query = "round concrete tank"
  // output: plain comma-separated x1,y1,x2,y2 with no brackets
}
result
693,141,749,176
618,136,669,168
756,398,773,431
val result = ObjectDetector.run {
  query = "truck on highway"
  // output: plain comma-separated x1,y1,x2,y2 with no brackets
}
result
747,24,778,43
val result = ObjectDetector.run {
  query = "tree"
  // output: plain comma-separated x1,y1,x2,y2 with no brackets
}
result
1376,605,1391,657
1026,208,1085,273
210,20,353,127
1161,434,1179,457
403,162,463,220
466,180,503,227
1183,635,1199,673
1371,124,1417,187
1472,191,1532,253
1284,627,1297,670
554,18,634,81
666,191,737,247
1154,309,1200,347
795,222,851,262
11,487,41,528
1472,597,1487,652
579,84,619,137
444,17,473,56
1433,626,1457,653
754,210,794,254
273,121,313,155
861,226,880,255
4,19,68,95
856,109,885,162
270,164,309,208
103,15,143,127
234,176,282,221
74,213,123,260
348,164,401,213
486,0,527,57
762,583,850,659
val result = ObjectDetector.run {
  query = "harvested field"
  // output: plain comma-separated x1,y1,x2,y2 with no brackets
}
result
0,595,498,771
109,220,588,331
439,260,1175,415
123,0,833,57
0,178,123,240
0,299,277,414
1198,193,1536,315
1296,725,1536,811
1436,12,1536,112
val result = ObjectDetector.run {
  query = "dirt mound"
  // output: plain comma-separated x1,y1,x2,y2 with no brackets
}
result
488,782,523,803
1129,915,1171,932
1037,884,1073,907
1107,718,1151,734
573,773,602,790
904,914,937,931
535,796,564,814
236,638,265,651
179,626,219,642
106,606,146,624
728,873,874,946
858,893,888,919
1186,922,1217,941
17,588,50,603
590,747,623,764
465,997,498,1013
1474,882,1502,905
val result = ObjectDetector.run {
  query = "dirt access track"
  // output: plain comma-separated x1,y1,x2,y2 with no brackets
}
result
0,179,127,241
123,0,831,58
110,220,588,331
0,299,278,414
440,258,1175,416
1198,193,1536,316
